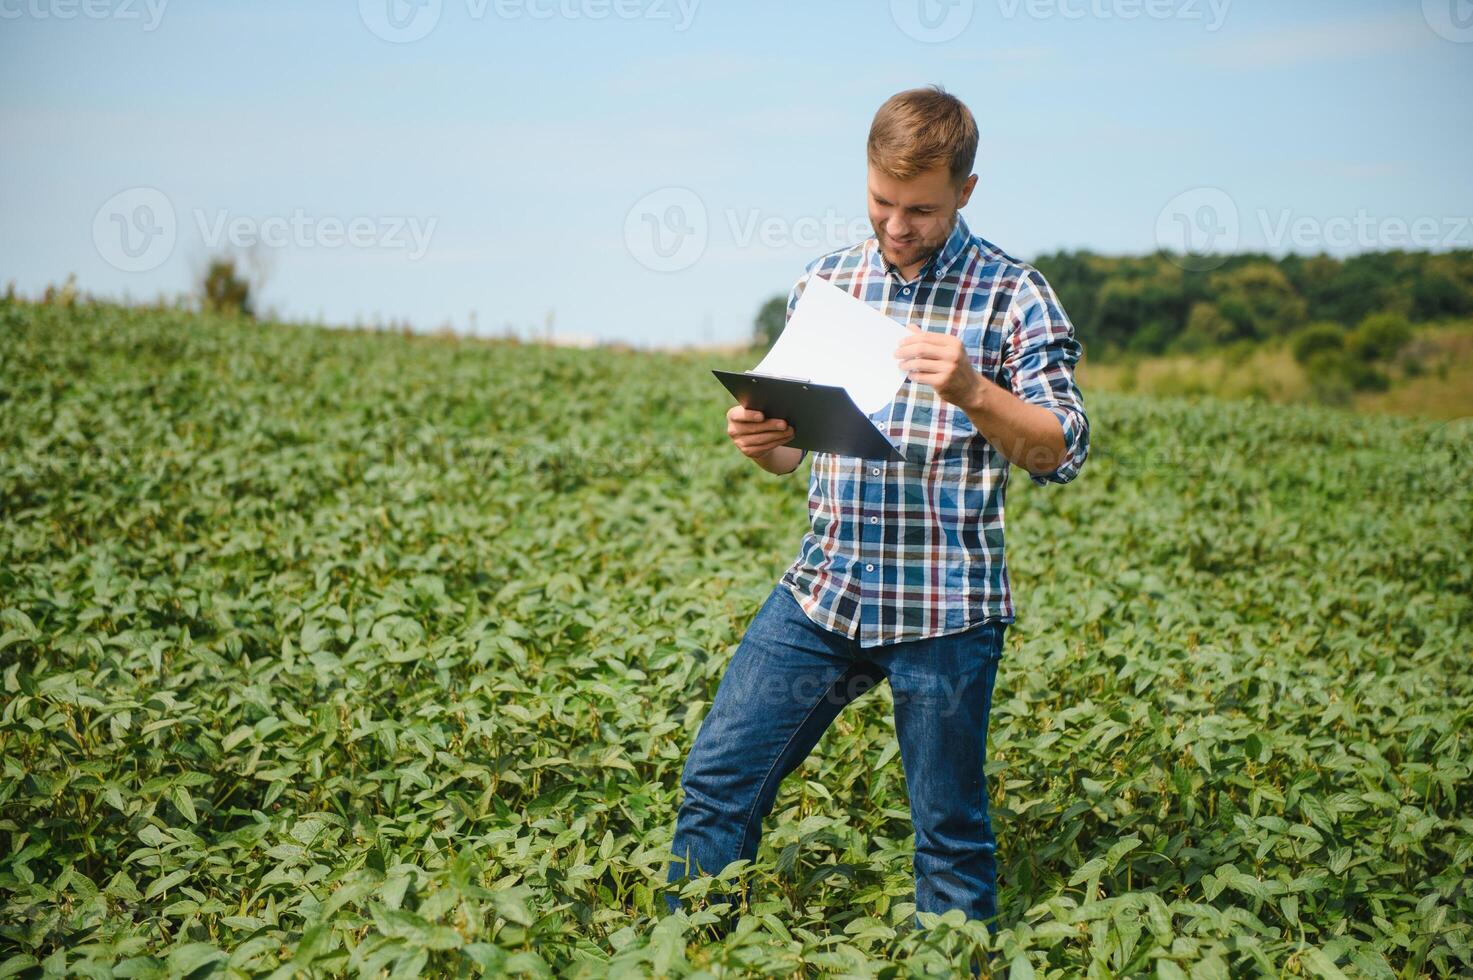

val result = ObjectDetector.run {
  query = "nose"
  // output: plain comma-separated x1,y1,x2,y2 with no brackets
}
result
887,217,912,240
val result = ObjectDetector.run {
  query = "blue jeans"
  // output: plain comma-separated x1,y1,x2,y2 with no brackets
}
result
665,582,1007,932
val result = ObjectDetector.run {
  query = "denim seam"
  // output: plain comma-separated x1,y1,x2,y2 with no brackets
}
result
735,670,845,862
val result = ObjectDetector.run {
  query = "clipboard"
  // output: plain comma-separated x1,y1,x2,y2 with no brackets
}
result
712,369,906,461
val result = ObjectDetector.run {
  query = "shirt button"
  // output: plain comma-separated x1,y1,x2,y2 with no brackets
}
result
870,467,880,475
901,287,911,295
865,563,875,572
870,516,879,524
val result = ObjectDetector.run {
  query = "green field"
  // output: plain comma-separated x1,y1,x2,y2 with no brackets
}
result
1,300,1470,978
1077,323,1473,421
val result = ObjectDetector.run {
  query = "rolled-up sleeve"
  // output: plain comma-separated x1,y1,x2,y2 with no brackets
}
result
1003,266,1090,486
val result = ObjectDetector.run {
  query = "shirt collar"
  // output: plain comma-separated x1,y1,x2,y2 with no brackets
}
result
869,211,972,282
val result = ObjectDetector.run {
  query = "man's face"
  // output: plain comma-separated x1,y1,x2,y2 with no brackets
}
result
867,163,977,271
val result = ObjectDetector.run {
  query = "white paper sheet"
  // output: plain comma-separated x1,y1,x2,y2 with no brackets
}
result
750,274,910,415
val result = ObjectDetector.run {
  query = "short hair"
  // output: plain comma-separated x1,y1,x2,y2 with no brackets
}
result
867,85,978,185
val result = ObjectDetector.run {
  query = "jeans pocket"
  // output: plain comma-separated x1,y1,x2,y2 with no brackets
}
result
982,621,1006,661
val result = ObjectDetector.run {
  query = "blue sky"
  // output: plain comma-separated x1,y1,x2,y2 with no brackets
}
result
2,0,1471,348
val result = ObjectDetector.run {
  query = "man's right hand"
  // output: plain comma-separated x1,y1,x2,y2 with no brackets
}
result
726,405,795,461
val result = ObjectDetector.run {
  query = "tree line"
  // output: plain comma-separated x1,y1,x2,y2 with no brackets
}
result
1031,248,1473,358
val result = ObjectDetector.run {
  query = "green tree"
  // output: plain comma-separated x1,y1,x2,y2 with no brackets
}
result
1176,302,1235,352
201,256,255,317
1289,322,1348,365
752,294,786,350
1347,312,1413,361
1206,263,1307,341
1092,259,1190,354
1412,253,1473,320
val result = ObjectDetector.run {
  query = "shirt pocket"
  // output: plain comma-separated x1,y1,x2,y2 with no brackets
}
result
925,400,978,465
968,316,1007,387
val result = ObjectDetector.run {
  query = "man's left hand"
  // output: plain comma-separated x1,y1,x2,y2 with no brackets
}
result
894,323,983,411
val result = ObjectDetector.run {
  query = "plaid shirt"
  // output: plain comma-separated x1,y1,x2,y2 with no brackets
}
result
777,211,1089,648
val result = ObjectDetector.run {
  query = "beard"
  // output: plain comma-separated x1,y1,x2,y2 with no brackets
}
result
873,213,954,271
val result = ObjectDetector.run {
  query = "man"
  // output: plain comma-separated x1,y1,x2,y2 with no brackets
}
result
665,85,1089,935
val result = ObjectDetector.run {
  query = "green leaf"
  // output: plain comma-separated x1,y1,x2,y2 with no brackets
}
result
1105,836,1143,870
1008,953,1036,980
1300,946,1351,979
172,786,198,824
1069,857,1107,886
491,888,534,927
145,869,190,900
167,942,226,974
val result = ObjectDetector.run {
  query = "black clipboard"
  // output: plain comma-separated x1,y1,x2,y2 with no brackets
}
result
712,370,906,461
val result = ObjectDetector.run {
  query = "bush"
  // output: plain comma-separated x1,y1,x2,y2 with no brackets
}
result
1220,337,1257,367
1347,312,1413,361
1302,351,1354,406
1346,359,1390,391
1304,348,1388,394
201,256,254,317
1175,302,1233,352
1289,321,1347,365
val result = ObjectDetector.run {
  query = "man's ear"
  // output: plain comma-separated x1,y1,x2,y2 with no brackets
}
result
957,173,978,209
